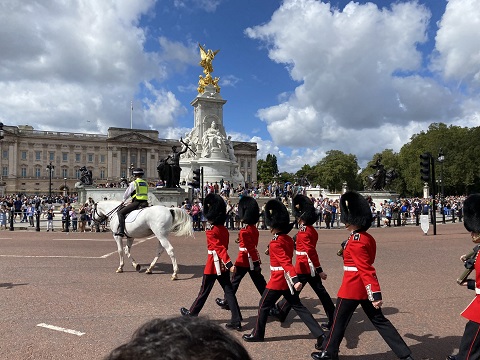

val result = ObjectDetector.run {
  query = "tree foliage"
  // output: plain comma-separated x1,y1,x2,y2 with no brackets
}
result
257,123,480,196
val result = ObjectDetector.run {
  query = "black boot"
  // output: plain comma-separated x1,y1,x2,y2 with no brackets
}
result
215,298,230,310
311,351,339,360
315,334,326,350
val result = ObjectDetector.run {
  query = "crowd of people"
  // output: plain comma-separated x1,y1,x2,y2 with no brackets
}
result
0,194,104,232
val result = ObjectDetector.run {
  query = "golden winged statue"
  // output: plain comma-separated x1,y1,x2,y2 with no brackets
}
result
198,44,221,94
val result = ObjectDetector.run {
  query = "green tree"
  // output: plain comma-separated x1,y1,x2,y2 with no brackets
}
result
257,154,279,184
315,150,360,192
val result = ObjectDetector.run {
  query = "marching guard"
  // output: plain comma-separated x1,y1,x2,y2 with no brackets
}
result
215,196,267,310
243,199,326,351
447,194,480,360
271,194,335,328
312,191,414,360
180,193,243,331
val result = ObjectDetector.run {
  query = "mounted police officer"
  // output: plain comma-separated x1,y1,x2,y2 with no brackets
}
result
115,168,148,237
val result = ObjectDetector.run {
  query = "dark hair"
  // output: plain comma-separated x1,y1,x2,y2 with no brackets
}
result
104,316,252,360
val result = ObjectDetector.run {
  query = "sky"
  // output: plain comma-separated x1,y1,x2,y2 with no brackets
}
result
1,0,480,172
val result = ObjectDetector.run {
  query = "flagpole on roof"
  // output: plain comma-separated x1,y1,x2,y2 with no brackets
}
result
130,101,133,129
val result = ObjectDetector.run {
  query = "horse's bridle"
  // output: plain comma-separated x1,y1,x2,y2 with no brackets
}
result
91,202,123,225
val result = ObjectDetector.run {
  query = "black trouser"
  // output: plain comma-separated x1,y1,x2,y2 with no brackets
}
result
222,266,267,305
189,273,242,323
276,273,335,325
251,287,324,340
322,297,411,358
116,200,147,234
455,320,480,359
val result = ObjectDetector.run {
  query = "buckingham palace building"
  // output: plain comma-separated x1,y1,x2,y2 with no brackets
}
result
0,125,258,196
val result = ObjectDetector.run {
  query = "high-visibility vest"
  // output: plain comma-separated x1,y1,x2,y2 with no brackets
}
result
133,178,148,201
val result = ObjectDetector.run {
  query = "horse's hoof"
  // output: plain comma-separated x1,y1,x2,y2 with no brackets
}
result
116,268,123,273
171,274,178,281
134,264,141,272
145,269,152,274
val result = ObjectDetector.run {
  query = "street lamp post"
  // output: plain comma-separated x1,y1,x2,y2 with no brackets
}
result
46,162,55,200
64,177,67,198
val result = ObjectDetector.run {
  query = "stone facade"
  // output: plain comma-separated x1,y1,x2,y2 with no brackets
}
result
0,125,257,196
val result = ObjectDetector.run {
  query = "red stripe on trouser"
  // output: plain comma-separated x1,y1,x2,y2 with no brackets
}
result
253,289,271,337
467,324,480,359
323,298,343,351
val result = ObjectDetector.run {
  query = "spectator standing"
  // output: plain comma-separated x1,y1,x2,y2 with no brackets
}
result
46,208,55,232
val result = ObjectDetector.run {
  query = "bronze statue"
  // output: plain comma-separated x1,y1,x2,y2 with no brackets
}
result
158,139,194,188
365,156,398,191
79,166,93,185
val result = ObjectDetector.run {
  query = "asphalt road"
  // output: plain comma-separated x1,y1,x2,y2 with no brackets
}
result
0,222,474,360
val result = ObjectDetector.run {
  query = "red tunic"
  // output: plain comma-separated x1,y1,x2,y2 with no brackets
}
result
461,253,480,323
295,224,321,275
337,231,382,301
204,224,232,275
234,224,261,268
267,233,298,291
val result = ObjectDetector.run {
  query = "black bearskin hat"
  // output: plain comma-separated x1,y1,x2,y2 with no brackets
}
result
265,199,294,234
340,191,373,231
292,194,317,226
203,193,226,225
464,194,480,233
238,196,260,225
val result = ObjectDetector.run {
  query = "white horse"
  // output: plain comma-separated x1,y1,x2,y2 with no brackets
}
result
92,200,193,279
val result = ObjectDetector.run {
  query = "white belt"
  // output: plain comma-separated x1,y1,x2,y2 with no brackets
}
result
239,247,254,270
476,287,480,295
344,266,358,271
296,251,316,277
270,266,283,271
208,250,222,276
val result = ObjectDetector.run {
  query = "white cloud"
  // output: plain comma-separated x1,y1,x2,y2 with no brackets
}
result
0,0,184,133
431,0,480,87
245,0,473,164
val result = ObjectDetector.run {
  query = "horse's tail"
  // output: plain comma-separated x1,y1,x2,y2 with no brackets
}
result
170,208,194,237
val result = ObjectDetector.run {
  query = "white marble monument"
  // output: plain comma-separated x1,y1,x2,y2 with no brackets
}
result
179,45,244,187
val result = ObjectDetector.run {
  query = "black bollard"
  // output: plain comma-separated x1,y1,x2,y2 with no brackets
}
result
9,207,14,231
376,211,381,228
65,212,70,233
442,210,446,224
35,211,40,231
452,209,456,223
416,212,420,226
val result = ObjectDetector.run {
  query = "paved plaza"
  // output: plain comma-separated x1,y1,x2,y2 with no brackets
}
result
0,221,474,359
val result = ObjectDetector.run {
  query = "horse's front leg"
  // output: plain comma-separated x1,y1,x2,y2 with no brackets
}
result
114,235,124,273
124,237,141,272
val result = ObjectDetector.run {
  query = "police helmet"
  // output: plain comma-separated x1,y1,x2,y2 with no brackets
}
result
132,168,144,176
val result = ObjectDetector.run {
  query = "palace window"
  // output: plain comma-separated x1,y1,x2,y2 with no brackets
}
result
62,152,68,161
21,167,27,177
21,151,27,160
75,153,81,162
35,151,41,161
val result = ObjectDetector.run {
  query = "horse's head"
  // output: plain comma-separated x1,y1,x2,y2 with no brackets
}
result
92,200,121,224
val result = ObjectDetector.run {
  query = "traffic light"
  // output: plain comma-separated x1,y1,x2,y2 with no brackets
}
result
419,152,431,182
191,168,201,189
